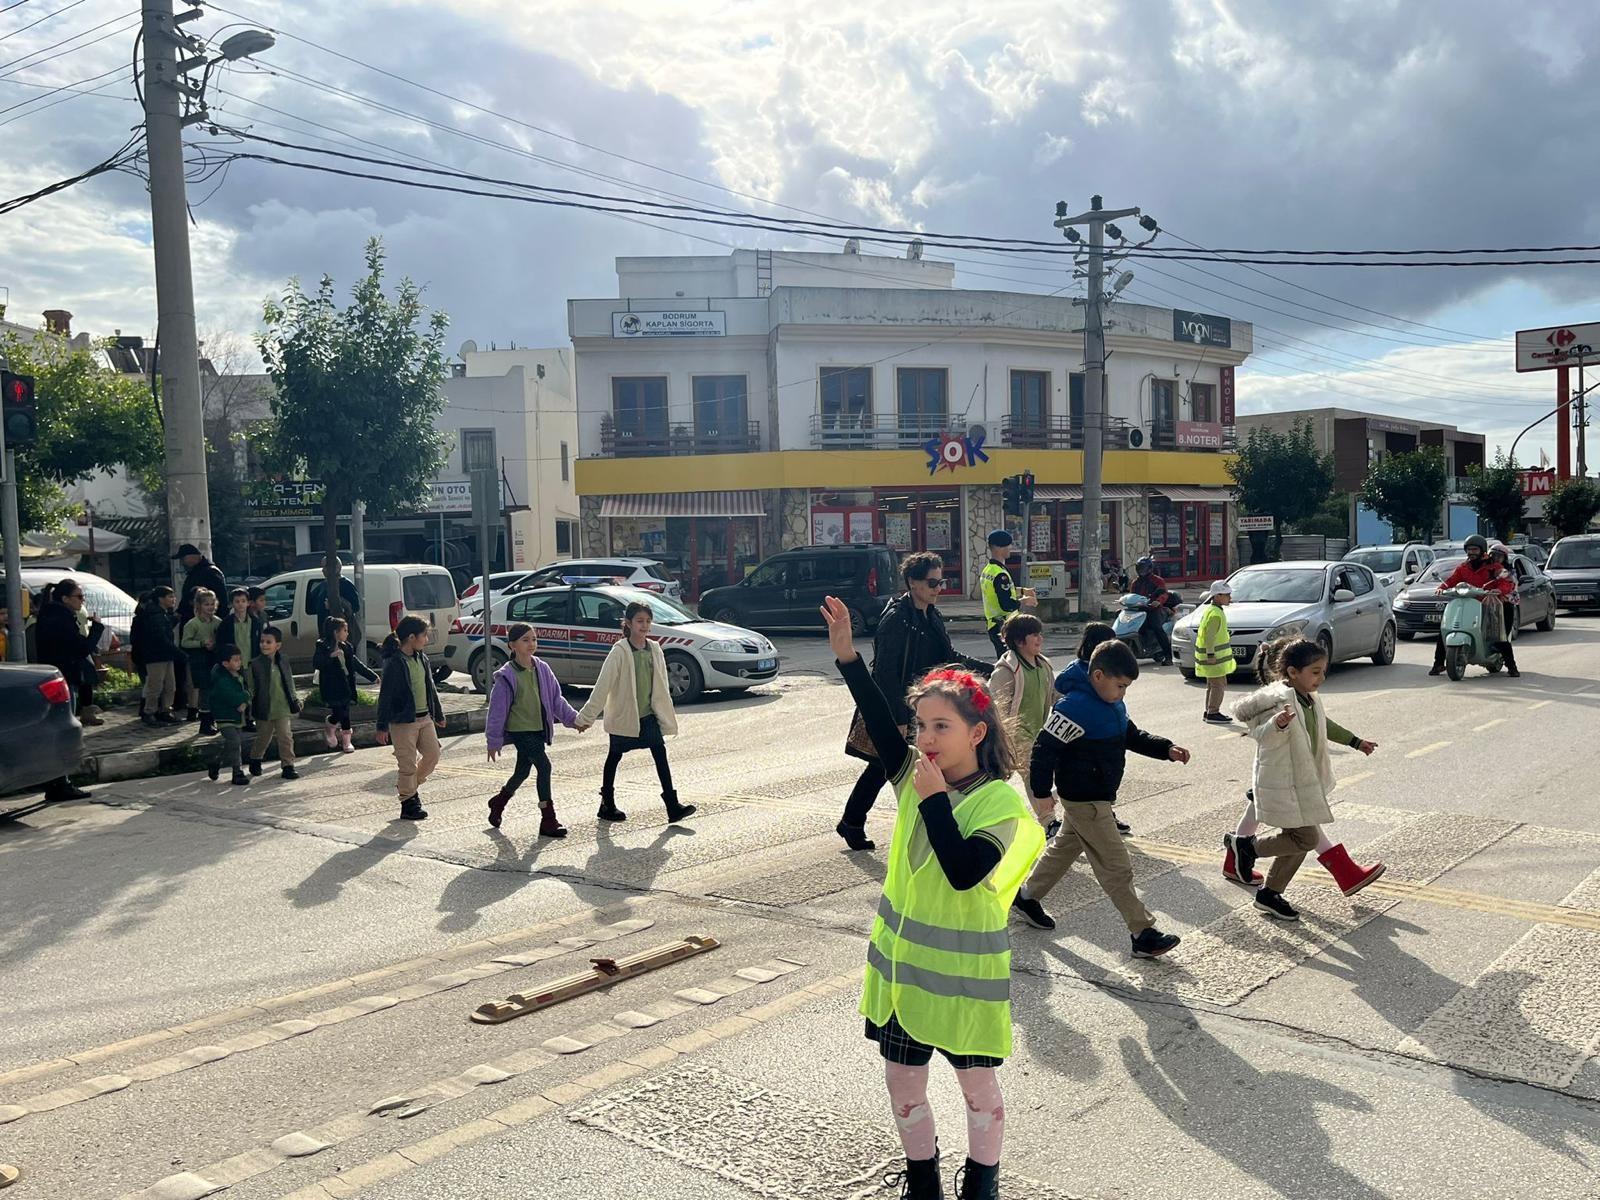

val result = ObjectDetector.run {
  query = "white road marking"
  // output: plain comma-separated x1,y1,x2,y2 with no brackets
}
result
1406,741,1451,759
1472,717,1509,732
1340,770,1374,788
1529,700,1555,711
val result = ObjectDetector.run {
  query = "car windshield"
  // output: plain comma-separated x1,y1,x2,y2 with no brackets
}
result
1228,569,1327,604
1547,541,1600,569
1417,557,1466,584
607,587,693,625
1346,549,1403,572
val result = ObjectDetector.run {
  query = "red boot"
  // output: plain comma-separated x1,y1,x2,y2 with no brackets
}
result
487,789,511,828
1222,844,1263,887
538,803,567,839
1318,843,1385,896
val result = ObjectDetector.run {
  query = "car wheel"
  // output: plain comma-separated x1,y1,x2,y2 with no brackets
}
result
469,646,507,695
665,652,704,704
711,606,741,626
848,606,867,636
1317,631,1334,663
1537,603,1556,633
1396,630,1415,641
1372,623,1396,665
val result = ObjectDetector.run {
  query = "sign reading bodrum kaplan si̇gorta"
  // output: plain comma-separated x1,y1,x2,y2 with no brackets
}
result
612,311,727,338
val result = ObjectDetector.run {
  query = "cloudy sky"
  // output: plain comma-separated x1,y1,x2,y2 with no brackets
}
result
2,0,1598,466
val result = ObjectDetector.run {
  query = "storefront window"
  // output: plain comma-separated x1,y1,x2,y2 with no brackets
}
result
875,487,962,595
612,516,760,600
1149,498,1227,583
1026,501,1119,590
810,489,876,545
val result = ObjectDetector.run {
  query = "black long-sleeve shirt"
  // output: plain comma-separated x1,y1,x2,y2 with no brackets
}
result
838,655,1003,890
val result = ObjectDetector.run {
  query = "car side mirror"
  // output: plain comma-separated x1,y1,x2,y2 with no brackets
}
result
1403,574,1416,585
1332,588,1355,602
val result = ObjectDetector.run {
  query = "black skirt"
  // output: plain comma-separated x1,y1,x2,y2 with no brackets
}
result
865,1013,1003,1070
608,713,665,752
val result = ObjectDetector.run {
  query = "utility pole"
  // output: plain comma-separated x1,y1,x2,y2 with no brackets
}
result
1055,197,1158,617
143,0,211,569
1578,354,1589,478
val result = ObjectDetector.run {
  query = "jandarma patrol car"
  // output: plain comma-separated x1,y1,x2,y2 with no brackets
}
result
445,582,779,703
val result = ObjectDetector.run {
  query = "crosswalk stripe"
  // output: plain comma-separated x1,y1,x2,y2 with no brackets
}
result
1406,740,1451,759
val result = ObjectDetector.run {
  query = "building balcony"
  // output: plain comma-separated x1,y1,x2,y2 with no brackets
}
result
808,412,966,450
598,419,762,458
999,414,1132,451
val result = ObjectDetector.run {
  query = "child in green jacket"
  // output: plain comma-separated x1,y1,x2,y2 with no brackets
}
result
207,647,251,786
181,588,223,736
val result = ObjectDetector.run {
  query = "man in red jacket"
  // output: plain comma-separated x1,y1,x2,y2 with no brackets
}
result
1430,536,1519,677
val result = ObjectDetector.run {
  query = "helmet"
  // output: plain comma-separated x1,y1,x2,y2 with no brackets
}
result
1464,534,1489,555
1135,556,1155,574
1488,541,1510,564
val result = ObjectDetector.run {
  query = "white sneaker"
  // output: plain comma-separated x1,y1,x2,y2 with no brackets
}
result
323,725,338,749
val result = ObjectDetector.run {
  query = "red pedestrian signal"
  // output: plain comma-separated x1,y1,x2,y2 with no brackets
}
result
1019,470,1035,506
1,371,38,451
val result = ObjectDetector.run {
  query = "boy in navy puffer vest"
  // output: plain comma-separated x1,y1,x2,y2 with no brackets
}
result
1010,639,1191,958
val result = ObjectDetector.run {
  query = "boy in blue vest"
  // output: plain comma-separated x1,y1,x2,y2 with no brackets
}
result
1011,639,1191,958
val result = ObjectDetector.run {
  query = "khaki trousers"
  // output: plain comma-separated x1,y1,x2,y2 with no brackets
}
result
1025,801,1155,933
1203,675,1227,715
391,720,442,798
1254,824,1320,892
143,661,177,713
249,717,296,765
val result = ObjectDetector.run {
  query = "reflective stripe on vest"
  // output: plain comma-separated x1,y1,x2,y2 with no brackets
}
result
1194,606,1236,675
980,562,1007,627
858,773,1045,1059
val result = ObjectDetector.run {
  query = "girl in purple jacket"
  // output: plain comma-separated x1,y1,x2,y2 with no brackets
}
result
486,623,584,836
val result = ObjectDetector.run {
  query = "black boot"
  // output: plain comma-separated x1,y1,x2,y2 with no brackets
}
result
281,764,300,781
663,790,696,823
955,1158,1001,1200
185,707,199,722
1496,642,1521,677
1429,638,1446,676
884,1145,942,1199
248,759,263,777
400,793,429,821
597,790,627,822
836,820,875,851
208,762,221,781
231,768,250,786
199,711,218,736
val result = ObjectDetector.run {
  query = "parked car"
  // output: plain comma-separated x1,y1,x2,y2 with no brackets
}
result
1506,540,1549,569
494,558,683,604
459,571,542,616
0,663,82,797
1342,543,1435,601
6,568,138,644
697,543,899,635
258,564,459,677
446,583,777,702
1391,553,1557,639
1543,533,1600,613
1170,560,1396,677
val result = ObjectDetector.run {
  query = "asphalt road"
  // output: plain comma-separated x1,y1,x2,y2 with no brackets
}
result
3,619,1599,1199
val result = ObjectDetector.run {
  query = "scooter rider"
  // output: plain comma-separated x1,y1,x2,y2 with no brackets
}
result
1130,556,1176,665
1429,535,1520,678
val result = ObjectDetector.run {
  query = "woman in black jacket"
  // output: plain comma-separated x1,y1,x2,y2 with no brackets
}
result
313,616,378,753
33,580,103,800
835,551,993,851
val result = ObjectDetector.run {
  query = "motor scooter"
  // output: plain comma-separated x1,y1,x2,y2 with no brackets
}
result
1439,583,1509,680
1113,592,1182,662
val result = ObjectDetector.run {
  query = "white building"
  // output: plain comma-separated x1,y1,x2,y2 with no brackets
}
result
569,248,1253,600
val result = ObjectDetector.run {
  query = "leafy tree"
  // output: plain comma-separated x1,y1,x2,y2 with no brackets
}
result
1463,451,1526,542
1291,492,1352,540
257,239,450,627
1226,419,1336,561
1359,447,1446,542
1545,478,1600,537
0,331,164,531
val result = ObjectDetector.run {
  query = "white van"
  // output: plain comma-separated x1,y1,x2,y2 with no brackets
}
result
257,564,459,679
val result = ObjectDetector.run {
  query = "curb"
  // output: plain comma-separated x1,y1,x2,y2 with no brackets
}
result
81,706,488,785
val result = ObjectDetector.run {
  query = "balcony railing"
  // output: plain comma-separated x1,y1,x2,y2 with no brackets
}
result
598,420,762,458
1000,414,1131,451
809,412,965,450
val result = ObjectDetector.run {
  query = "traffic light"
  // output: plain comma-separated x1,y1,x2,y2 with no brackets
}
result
1,371,37,451
1019,469,1035,506
1002,475,1021,517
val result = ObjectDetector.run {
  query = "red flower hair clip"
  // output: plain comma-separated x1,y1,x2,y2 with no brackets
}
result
923,667,992,711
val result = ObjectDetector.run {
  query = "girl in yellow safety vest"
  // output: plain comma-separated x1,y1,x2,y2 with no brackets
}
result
821,594,1044,1200
1195,581,1236,723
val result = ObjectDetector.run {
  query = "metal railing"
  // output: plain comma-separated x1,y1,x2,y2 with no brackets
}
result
808,412,966,450
999,414,1132,451
598,420,762,458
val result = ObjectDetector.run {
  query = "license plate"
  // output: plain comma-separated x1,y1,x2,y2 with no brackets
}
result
757,658,776,671
1424,613,1441,624
1567,594,1593,602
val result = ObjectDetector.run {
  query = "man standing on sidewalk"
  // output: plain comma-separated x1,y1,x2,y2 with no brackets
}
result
980,529,1035,659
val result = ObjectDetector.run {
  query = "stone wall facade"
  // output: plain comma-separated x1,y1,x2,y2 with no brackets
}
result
579,494,604,557
779,488,809,550
964,484,1005,598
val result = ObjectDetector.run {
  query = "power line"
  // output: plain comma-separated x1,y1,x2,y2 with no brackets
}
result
0,60,127,121
0,130,142,215
0,9,138,79
0,0,88,47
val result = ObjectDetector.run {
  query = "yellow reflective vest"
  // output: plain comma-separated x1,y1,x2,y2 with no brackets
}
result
860,767,1045,1059
1194,603,1236,678
980,561,1009,630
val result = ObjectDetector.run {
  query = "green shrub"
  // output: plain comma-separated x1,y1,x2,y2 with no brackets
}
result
94,666,142,708
305,686,377,707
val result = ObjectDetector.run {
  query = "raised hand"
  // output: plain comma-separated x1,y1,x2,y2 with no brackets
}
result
819,596,858,664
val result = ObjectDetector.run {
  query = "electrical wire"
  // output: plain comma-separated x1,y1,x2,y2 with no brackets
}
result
0,10,138,80
0,0,88,46
0,130,142,215
0,60,127,120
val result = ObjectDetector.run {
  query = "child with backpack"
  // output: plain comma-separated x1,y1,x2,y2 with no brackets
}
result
1224,636,1382,922
313,616,378,754
1010,639,1190,959
486,623,585,837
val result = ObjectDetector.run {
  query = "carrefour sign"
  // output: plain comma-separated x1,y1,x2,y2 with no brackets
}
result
612,310,726,338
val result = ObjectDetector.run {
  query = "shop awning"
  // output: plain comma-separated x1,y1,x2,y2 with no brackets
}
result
600,491,765,519
1033,484,1145,501
1152,485,1234,503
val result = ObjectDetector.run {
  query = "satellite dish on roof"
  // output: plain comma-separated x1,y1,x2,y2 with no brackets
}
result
459,339,478,357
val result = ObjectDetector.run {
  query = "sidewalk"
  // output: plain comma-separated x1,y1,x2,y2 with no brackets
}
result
77,689,488,785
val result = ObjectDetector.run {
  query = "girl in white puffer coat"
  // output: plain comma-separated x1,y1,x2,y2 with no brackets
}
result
1222,636,1382,922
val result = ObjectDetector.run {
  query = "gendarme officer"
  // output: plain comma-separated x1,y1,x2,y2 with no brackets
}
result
980,529,1035,658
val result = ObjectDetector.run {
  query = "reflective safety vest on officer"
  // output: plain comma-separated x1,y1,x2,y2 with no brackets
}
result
860,771,1044,1059
981,529,1020,641
1194,591,1236,678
